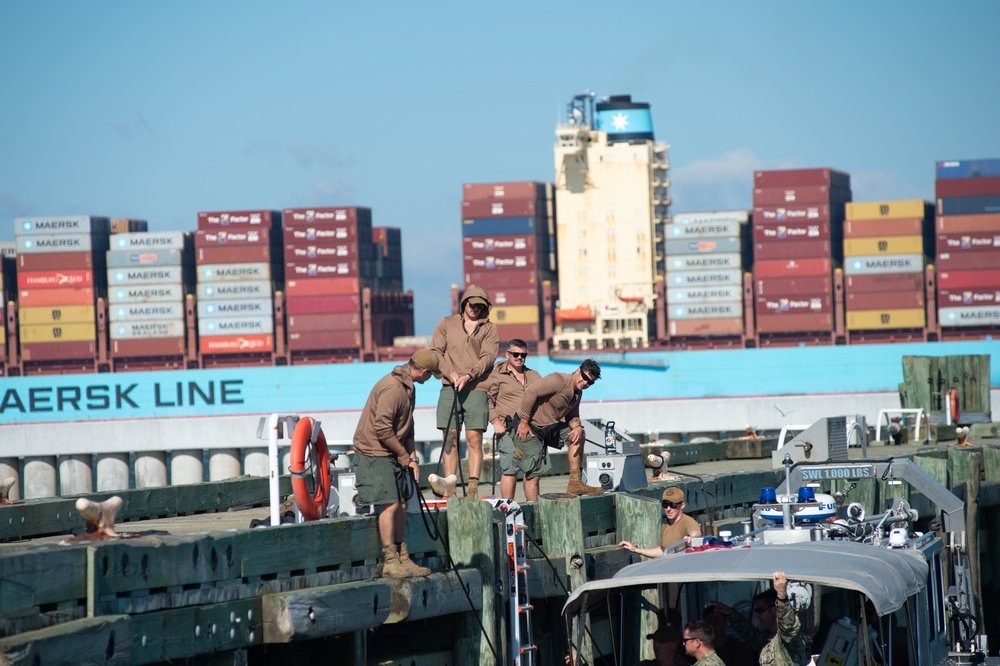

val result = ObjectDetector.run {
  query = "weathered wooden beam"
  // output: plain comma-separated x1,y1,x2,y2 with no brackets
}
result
0,545,88,619
449,497,498,666
128,598,262,665
0,614,132,665
262,578,391,643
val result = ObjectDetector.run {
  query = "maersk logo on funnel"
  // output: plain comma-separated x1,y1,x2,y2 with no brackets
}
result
596,108,653,134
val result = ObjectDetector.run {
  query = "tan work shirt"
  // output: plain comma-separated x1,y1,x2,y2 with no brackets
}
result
516,372,582,430
660,513,701,548
352,365,415,458
484,360,542,424
430,313,499,391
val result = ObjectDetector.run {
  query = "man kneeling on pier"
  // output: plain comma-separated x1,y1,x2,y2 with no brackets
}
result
353,349,441,578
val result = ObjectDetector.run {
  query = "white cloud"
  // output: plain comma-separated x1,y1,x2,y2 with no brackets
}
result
669,148,762,213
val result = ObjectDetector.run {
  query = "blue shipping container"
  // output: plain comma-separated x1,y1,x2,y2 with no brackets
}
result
461,216,540,237
936,159,1000,180
937,194,1000,216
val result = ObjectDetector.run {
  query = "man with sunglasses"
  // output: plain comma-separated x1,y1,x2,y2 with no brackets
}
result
430,284,499,498
514,359,604,496
619,487,702,557
710,572,808,666
485,339,543,501
682,621,725,665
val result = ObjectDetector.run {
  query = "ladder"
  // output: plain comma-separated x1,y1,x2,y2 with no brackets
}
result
485,497,536,666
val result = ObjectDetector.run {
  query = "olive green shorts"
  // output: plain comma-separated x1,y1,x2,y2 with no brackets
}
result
498,432,549,479
436,386,489,431
355,454,409,506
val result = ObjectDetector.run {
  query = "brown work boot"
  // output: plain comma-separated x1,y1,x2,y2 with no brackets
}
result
567,469,603,496
398,542,431,576
467,477,480,498
381,544,411,579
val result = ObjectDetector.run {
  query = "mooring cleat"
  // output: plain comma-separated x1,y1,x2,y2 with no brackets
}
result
0,477,16,505
73,496,138,540
428,473,458,497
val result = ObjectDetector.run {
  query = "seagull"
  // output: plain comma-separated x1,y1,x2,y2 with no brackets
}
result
774,404,797,418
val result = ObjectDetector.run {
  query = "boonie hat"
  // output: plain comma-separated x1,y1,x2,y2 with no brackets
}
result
646,624,681,643
411,349,442,378
662,487,685,503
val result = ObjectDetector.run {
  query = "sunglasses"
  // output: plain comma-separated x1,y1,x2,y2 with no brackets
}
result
754,603,776,614
581,372,597,386
468,302,487,311
661,500,681,509
681,637,698,644
508,351,527,359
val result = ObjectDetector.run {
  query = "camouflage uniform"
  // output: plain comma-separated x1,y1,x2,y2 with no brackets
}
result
729,602,808,666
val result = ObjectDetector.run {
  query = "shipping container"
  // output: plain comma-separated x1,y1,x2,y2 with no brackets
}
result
752,186,851,206
669,318,745,336
754,258,832,279
109,218,147,234
666,253,742,272
669,302,742,319
753,221,832,242
664,237,742,256
287,330,361,350
844,273,924,293
754,240,831,261
197,298,272,319
938,195,1000,216
110,320,187,339
106,248,186,268
18,286,95,307
199,334,274,353
755,276,832,296
20,322,96,343
756,294,833,314
844,218,925,238
285,294,361,315
285,259,360,278
18,251,96,271
196,280,272,300
198,263,270,282
283,243,360,260
665,220,742,238
939,306,1000,327
936,233,1000,254
283,225,362,246
287,313,361,332
462,182,547,202
17,233,107,254
846,290,925,310
285,277,361,297
18,269,93,290
198,245,272,264
756,312,833,333
108,266,183,285
463,254,536,271
754,168,850,189
197,316,274,336
938,288,1000,307
490,305,540,325
846,309,926,330
195,227,270,247
16,216,110,235
843,254,924,275
936,251,1000,270
462,216,540,237
462,234,539,254
936,159,1000,180
461,198,543,218
490,286,541,307
283,206,372,226
463,270,541,288
197,210,281,230
18,305,95,325
19,340,96,362
667,269,742,287
843,236,924,256
493,323,542,344
936,213,1000,234
753,203,844,224
111,232,190,251
845,200,930,220
937,269,1000,289
109,284,185,304
935,175,1000,198
672,210,749,225
111,337,186,357
667,285,743,304
110,302,185,322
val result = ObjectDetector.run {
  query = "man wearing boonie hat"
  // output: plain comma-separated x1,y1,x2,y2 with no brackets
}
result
353,349,441,578
429,284,499,498
618,486,702,558
634,623,683,666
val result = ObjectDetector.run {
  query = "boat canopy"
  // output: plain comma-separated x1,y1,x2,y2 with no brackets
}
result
564,540,928,617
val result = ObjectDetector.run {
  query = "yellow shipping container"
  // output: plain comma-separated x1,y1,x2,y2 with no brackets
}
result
846,200,928,220
19,322,96,343
843,236,925,256
491,305,540,325
847,309,926,330
18,305,95,325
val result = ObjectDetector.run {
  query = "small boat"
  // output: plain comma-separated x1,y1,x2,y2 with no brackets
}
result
555,305,596,323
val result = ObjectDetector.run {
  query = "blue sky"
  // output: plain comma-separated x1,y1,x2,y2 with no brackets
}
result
2,2,998,334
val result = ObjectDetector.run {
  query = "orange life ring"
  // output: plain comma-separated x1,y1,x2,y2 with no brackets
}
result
949,389,960,423
290,417,331,521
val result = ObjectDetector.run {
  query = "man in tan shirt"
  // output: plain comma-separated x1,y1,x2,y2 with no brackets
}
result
515,359,603,496
484,339,543,501
353,349,441,578
430,284,499,498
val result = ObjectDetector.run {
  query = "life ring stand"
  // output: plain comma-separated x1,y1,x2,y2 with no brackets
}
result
948,389,960,424
289,417,331,521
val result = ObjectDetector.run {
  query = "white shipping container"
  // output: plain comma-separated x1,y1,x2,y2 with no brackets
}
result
108,284,185,304
667,252,742,272
665,237,742,256
672,211,749,226
666,220,741,238
197,298,273,319
16,216,110,235
106,248,185,267
198,262,270,283
196,280,272,300
110,302,184,322
108,266,184,285
939,306,1000,327
17,233,102,253
843,254,924,275
666,286,743,304
670,302,743,319
110,319,186,339
197,316,274,336
111,231,189,250
667,269,742,288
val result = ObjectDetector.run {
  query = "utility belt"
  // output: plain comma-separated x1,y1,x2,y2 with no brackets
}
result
505,414,566,450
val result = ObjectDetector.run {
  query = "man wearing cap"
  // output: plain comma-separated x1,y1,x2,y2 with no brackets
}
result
682,620,725,666
703,604,756,666
430,284,499,498
634,624,684,666
485,339,543,501
353,349,441,578
619,487,702,557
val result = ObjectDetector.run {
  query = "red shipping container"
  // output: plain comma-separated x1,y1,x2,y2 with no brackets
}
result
939,288,1000,308
936,213,1000,234
936,233,1000,254
937,269,1000,289
20,340,96,362
754,258,832,279
753,185,851,206
18,251,96,271
753,221,832,242
283,206,368,226
464,269,539,287
461,198,542,218
199,334,274,353
490,286,541,307
285,295,361,315
756,312,833,333
754,240,831,260
756,294,833,314
194,228,270,247
462,234,539,254
197,210,279,231
112,338,186,357
285,258,360,277
283,225,361,245
669,318,745,336
846,290,925,310
17,269,93,290
463,254,537,271
753,204,841,224
936,251,1000,270
754,168,850,189
287,313,361,332
844,273,924,293
756,276,832,296
844,218,924,238
284,243,361,260
463,182,547,202
935,175,1000,198
288,330,362,350
494,323,542,343
18,286,95,307
198,245,272,264
285,277,361,297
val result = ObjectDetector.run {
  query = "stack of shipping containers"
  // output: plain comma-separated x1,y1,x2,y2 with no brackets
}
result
370,226,414,348
664,211,748,347
842,200,933,343
108,229,192,369
751,169,850,346
0,242,13,375
195,210,281,365
14,216,110,373
282,206,372,360
461,181,556,347
935,158,1000,339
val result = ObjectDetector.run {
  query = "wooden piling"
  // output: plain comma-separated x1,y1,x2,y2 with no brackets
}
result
614,492,662,665
538,495,591,665
448,497,498,666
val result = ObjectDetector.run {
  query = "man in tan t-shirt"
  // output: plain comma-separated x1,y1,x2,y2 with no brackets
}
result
619,487,702,557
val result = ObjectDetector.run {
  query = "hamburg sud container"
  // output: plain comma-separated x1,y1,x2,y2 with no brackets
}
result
462,181,554,345
14,216,111,363
664,211,748,338
842,200,932,332
752,169,850,337
935,159,1000,332
196,210,281,354
107,231,193,358
282,206,373,352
